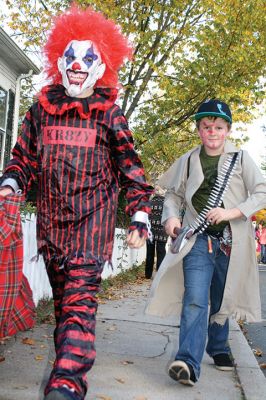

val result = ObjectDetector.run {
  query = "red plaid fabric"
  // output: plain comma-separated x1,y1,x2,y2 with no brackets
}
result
0,194,35,338
2,84,153,266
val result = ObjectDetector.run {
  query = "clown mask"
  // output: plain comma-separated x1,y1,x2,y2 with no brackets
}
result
57,40,106,97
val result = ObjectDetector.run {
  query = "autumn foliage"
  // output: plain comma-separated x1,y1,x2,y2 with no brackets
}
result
3,0,266,178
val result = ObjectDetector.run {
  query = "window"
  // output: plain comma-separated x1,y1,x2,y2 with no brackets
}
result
0,88,15,172
0,87,7,131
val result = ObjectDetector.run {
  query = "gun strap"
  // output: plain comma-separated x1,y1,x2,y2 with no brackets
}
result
190,151,240,235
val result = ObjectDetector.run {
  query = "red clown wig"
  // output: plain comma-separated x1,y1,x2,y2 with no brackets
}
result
43,3,133,88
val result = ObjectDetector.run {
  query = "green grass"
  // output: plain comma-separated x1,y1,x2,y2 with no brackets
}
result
36,297,55,324
99,263,144,293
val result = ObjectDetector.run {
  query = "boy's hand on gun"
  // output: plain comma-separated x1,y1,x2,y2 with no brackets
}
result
164,216,181,238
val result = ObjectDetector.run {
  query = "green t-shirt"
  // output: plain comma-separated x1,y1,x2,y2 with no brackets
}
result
192,146,228,235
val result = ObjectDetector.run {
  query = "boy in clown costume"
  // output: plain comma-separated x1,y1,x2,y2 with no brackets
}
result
0,5,153,399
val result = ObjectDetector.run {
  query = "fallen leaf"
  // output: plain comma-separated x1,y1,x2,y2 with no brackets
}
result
35,355,44,361
22,338,35,346
13,385,28,390
107,325,117,331
134,397,148,400
96,395,112,400
252,348,263,357
0,336,11,345
121,360,134,365
115,377,125,384
0,356,5,362
259,363,266,369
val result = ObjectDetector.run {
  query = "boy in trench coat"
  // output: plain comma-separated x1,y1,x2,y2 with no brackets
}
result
146,99,266,386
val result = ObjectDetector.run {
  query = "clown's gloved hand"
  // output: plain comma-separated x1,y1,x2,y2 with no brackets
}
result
128,221,148,238
126,212,152,249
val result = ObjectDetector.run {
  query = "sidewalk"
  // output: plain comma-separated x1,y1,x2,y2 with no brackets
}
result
0,281,265,400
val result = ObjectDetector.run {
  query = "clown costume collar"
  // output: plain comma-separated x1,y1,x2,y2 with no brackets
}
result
38,84,118,118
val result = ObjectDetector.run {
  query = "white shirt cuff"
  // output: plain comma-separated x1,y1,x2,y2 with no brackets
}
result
131,211,149,224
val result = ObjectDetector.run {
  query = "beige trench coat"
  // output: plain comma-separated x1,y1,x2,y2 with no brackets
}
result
145,141,266,323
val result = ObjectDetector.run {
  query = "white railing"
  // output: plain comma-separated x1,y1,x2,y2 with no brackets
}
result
21,214,146,305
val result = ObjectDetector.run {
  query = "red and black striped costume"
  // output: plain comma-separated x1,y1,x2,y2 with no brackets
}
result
4,84,152,265
1,84,153,399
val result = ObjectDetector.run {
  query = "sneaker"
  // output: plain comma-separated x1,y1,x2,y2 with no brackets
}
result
44,388,77,400
213,353,234,371
168,360,196,386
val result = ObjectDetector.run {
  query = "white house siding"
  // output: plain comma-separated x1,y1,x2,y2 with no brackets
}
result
0,29,39,172
0,59,17,92
22,215,146,305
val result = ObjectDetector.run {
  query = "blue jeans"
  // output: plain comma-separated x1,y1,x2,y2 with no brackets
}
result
175,233,230,380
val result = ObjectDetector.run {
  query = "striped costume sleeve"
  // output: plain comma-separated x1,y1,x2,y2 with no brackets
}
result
109,106,153,216
0,106,38,193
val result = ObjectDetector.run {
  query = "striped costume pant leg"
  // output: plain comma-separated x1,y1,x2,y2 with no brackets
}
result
44,260,103,399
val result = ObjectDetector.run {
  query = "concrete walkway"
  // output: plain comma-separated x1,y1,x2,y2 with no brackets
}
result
0,281,265,400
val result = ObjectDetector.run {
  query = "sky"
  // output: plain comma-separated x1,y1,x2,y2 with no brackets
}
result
232,116,266,170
